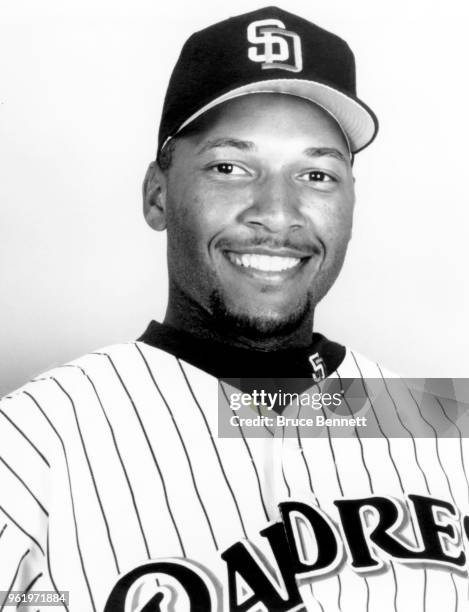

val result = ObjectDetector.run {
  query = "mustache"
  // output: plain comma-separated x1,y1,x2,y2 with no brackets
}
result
216,235,322,255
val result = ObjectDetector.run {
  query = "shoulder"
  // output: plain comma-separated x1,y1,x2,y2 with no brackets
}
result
1,340,205,418
1,341,182,415
0,341,194,474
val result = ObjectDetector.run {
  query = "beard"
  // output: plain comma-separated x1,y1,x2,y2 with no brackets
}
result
208,287,313,341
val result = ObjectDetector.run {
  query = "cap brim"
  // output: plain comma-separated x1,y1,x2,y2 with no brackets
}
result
170,79,378,154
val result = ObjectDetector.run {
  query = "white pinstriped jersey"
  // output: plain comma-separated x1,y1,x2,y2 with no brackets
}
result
1,340,468,611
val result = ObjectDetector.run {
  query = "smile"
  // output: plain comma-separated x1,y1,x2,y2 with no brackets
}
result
226,252,302,272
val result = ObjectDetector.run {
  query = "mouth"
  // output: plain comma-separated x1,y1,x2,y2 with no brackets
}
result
226,252,302,273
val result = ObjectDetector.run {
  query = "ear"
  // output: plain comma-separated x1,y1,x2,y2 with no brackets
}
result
143,161,168,231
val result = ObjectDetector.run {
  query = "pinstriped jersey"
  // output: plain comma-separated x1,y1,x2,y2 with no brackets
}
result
1,340,468,611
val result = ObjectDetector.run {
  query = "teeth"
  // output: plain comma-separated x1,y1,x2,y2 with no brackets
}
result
227,253,301,272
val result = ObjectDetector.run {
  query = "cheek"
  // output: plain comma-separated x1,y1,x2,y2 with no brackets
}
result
166,199,207,282
305,195,354,250
164,188,230,289
167,183,240,253
330,207,354,245
166,198,198,250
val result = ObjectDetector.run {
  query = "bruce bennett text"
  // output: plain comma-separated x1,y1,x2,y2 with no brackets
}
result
229,415,368,428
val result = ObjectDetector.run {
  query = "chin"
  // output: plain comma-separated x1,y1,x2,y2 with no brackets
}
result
209,290,312,339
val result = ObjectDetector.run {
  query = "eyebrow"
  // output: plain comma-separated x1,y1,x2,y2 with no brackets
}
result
303,147,349,164
196,139,349,163
197,138,256,154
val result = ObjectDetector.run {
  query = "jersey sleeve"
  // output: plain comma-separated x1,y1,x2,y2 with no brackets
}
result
0,390,51,599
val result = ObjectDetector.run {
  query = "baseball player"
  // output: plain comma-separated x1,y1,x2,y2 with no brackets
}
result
1,6,468,612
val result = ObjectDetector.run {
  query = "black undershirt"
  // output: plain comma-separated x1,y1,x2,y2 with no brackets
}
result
138,320,345,380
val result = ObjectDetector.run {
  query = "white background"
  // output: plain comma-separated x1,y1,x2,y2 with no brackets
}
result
1,0,468,395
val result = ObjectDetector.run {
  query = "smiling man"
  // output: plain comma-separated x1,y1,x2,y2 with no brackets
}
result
145,94,354,350
1,6,468,612
139,4,374,361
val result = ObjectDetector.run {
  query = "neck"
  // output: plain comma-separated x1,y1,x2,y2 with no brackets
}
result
163,285,315,351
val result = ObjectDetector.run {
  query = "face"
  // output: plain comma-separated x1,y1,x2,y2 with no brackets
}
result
148,94,355,338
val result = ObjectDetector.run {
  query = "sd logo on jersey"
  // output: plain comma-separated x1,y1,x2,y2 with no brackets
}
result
247,19,303,73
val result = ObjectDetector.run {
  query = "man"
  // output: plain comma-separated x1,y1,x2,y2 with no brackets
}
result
1,7,468,612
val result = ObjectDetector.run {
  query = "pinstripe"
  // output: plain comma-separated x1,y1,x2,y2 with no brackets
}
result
16,572,42,610
453,576,459,612
313,377,372,612
255,400,275,436
257,400,276,436
314,381,344,498
50,377,120,573
435,396,469,507
336,579,341,612
374,365,459,611
407,388,456,503
423,570,427,611
406,387,460,609
350,352,405,494
46,527,68,612
0,409,50,467
0,504,44,556
315,596,325,612
364,576,370,612
23,390,96,612
375,365,430,611
280,426,291,498
0,456,48,517
295,397,343,611
279,421,324,612
390,563,398,612
349,355,412,612
176,358,248,540
408,389,458,612
295,402,318,505
330,371,376,612
376,365,430,492
220,382,270,521
134,344,218,550
60,364,153,559
437,400,468,608
134,345,219,551
93,351,186,556
0,549,30,612
333,373,373,493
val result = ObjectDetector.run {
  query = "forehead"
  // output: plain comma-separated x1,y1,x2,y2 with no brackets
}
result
176,93,350,156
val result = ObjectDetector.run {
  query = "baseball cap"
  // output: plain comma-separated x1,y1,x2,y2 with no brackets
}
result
158,6,378,156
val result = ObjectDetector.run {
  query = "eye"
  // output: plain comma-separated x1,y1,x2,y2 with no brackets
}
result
298,170,336,183
210,163,248,176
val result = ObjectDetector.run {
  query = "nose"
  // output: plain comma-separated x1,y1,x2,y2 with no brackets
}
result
238,174,305,233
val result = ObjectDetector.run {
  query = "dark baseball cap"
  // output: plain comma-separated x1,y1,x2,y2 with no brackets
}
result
157,6,378,155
